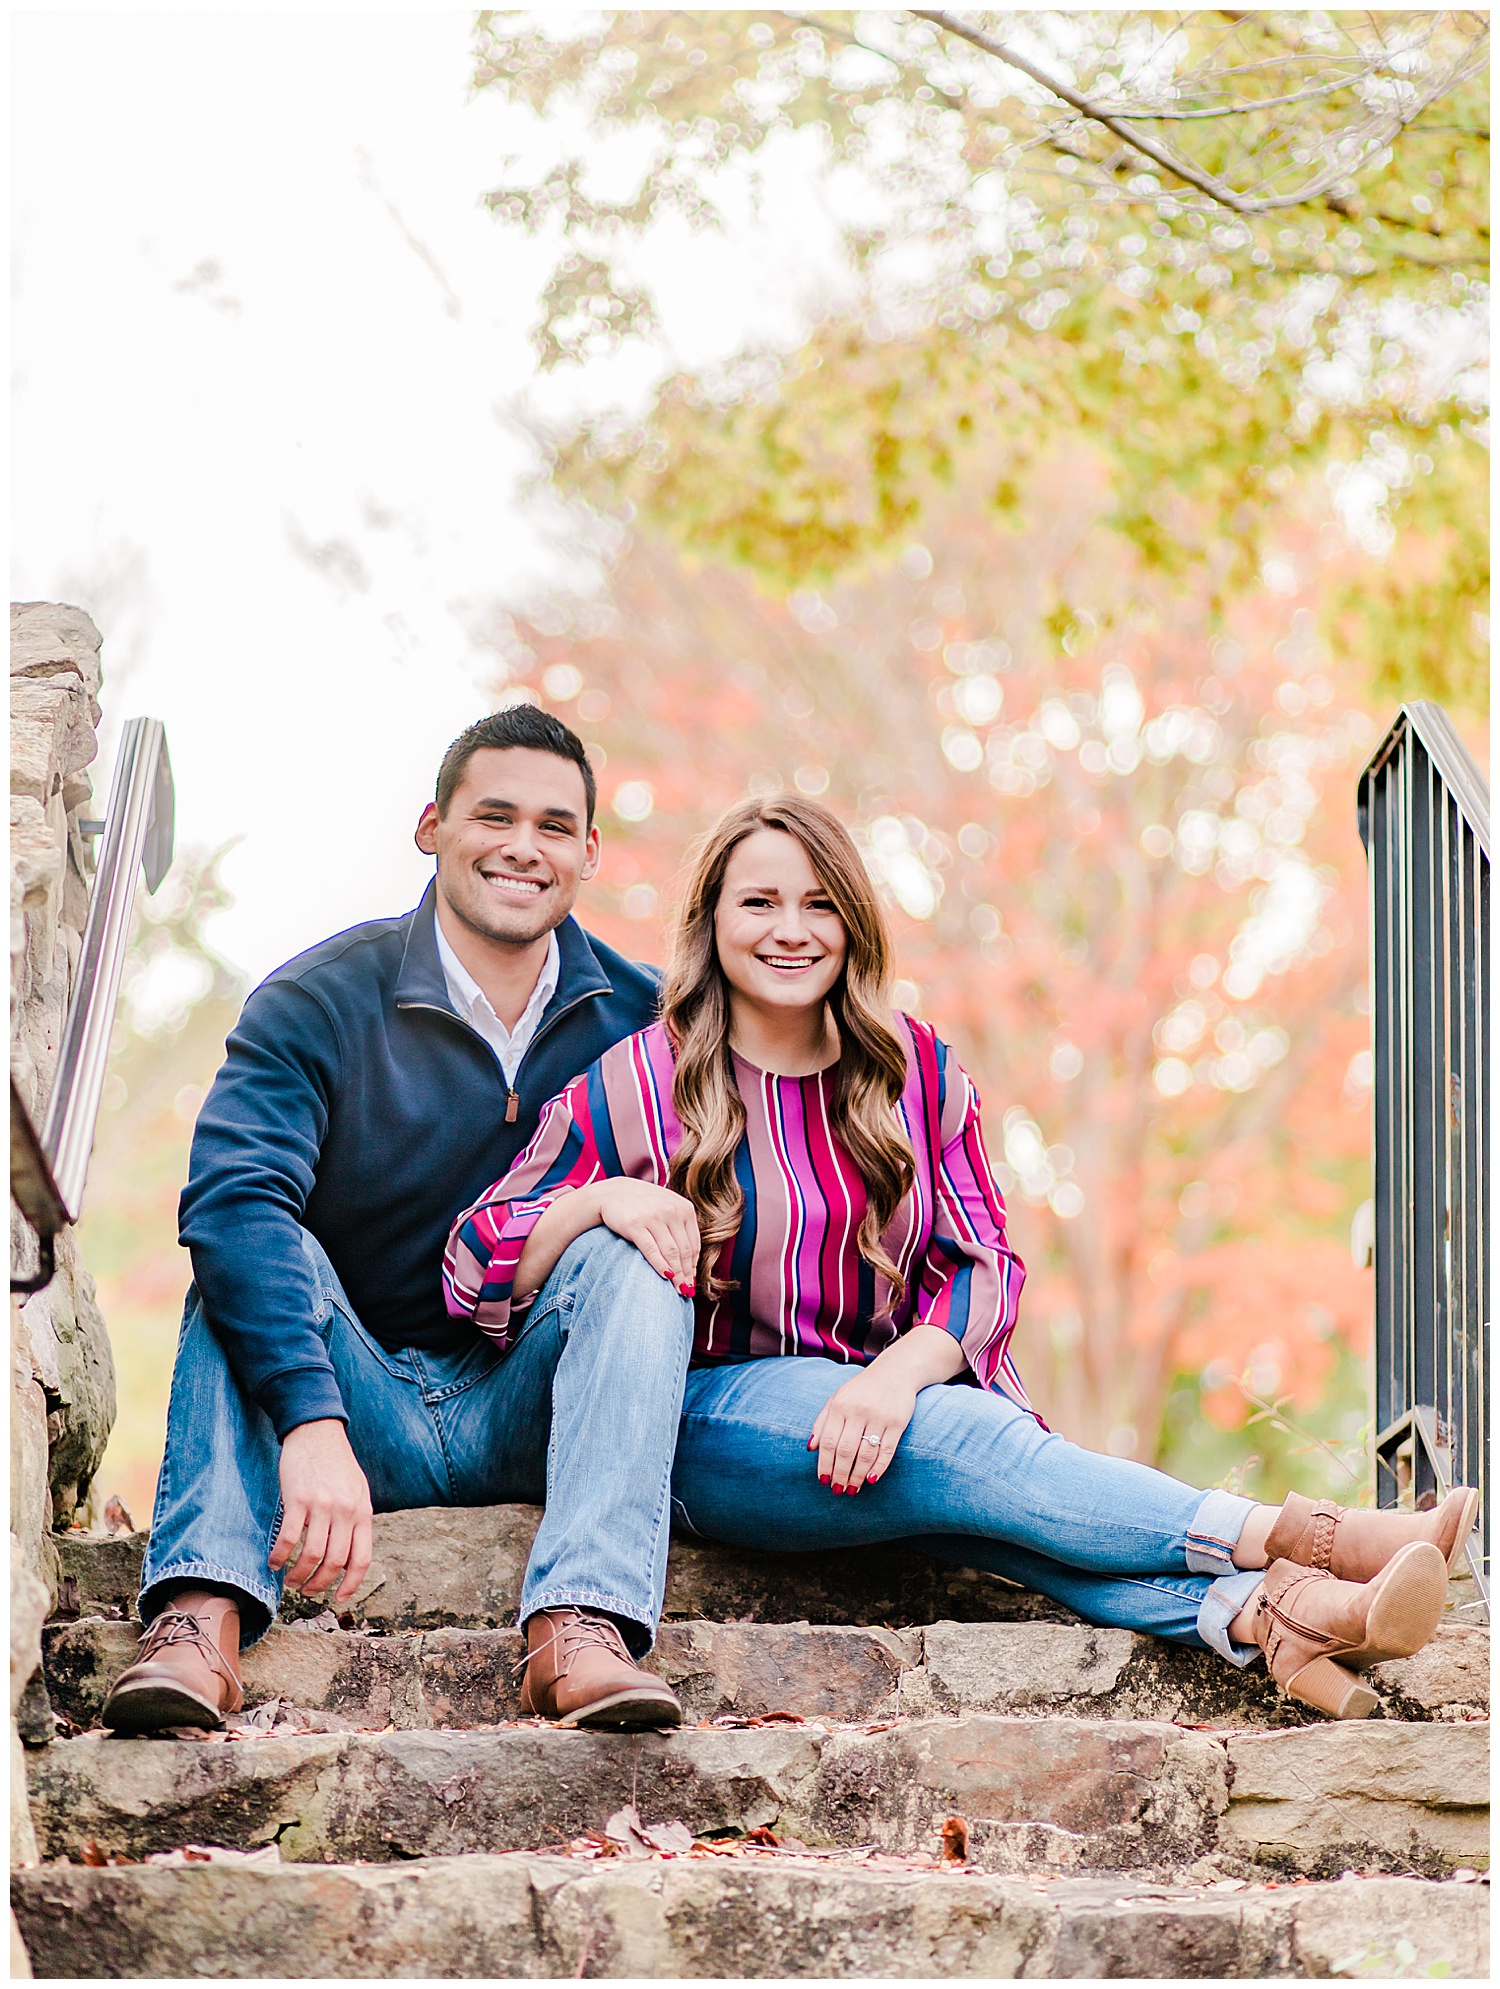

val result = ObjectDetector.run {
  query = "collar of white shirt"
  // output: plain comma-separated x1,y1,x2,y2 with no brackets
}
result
433,920,561,1086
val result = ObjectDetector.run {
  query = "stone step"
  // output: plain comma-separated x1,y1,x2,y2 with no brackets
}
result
55,1505,1074,1633
25,1715,1487,1880
42,1614,1489,1736
11,1854,1488,1979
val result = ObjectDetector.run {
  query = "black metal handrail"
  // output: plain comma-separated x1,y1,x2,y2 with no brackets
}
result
1358,701,1488,1614
9,717,174,1293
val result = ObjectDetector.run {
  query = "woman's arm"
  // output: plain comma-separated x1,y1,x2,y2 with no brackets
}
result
514,1178,701,1296
912,1045,1030,1406
444,1059,703,1335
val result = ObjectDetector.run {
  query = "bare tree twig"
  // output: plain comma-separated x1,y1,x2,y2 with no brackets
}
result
909,7,1489,216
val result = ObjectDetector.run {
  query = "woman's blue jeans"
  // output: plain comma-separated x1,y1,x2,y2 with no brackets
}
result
141,1227,694,1649
670,1358,1262,1665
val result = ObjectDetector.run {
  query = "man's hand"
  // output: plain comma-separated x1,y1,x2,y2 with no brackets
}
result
269,1419,374,1604
596,1178,701,1293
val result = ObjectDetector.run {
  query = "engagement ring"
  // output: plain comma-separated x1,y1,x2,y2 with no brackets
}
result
861,1433,880,1445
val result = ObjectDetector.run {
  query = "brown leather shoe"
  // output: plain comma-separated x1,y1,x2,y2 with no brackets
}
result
101,1593,244,1734
518,1608,682,1730
1265,1486,1480,1585
1252,1542,1449,1720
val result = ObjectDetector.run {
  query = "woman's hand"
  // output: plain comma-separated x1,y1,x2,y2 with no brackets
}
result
597,1178,701,1294
808,1366,918,1494
807,1324,971,1494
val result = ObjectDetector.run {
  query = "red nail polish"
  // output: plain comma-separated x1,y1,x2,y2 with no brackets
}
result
819,1474,831,1485
867,1473,877,1484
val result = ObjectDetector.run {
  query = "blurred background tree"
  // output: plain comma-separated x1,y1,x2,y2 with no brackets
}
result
486,444,1381,1488
475,8,1489,709
463,7,1488,1494
76,11,1485,1519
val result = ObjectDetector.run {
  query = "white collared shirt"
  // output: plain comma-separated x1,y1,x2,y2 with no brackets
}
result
435,921,560,1088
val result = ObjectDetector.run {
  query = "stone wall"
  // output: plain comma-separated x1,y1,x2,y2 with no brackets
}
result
10,603,117,1599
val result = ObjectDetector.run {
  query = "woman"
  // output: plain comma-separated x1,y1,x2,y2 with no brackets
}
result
445,796,1475,1719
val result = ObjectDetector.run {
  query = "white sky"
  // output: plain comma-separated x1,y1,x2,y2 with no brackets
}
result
12,8,845,984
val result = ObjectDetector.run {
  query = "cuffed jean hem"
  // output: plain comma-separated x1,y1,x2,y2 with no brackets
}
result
520,1586,656,1657
1197,1567,1265,1667
138,1559,281,1647
1185,1487,1259,1577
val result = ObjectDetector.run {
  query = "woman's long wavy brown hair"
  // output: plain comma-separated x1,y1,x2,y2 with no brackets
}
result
662,796,915,1304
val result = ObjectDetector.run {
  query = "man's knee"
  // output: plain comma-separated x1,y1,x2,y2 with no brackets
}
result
553,1226,694,1336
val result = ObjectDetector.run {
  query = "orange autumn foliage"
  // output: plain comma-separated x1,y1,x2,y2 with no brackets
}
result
499,447,1384,1462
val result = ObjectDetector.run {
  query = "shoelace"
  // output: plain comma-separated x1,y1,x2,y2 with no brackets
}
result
137,1609,242,1694
513,1608,631,1679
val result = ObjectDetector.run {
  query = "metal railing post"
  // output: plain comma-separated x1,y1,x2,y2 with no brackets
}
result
10,716,174,1290
1359,701,1489,1614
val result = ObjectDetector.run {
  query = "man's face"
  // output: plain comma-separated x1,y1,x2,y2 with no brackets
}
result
415,747,600,948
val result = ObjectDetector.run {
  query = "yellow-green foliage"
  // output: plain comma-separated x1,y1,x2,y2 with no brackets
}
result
475,9,1488,715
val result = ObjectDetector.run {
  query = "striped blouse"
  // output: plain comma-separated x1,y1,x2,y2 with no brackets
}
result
443,1016,1033,1410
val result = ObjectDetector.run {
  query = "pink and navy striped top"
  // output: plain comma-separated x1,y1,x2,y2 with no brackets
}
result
443,1016,1033,1410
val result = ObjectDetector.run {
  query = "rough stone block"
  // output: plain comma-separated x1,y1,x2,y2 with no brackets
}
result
11,1307,53,1587
10,603,103,713
10,1858,1488,1980
913,1621,1134,1712
303,1725,826,1864
1367,1623,1491,1721
10,1546,50,1872
1222,1721,1490,1877
51,1505,1076,1634
9,682,94,806
652,1621,911,1724
1287,1873,1489,1978
815,1715,1228,1872
27,1729,345,1863
910,1618,1486,1729
9,799,61,923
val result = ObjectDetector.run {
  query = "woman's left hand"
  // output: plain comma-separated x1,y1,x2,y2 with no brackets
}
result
808,1367,917,1495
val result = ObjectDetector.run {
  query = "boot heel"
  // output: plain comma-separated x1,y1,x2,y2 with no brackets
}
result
1286,1655,1378,1720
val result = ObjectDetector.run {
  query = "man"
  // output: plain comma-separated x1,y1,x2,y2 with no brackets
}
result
102,707,695,1734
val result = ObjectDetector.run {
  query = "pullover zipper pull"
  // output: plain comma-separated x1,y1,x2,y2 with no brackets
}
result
505,1090,519,1125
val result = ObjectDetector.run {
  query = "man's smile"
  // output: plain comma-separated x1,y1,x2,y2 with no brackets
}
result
481,870,548,900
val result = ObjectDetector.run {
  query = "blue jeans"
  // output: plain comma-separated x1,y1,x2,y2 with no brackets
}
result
671,1357,1263,1665
141,1227,694,1649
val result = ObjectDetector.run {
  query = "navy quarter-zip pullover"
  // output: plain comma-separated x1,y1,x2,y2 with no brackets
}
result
178,882,660,1438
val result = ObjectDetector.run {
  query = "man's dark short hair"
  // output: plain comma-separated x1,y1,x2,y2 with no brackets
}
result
435,705,597,826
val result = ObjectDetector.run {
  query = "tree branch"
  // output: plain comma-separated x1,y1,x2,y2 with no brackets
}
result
910,7,1489,216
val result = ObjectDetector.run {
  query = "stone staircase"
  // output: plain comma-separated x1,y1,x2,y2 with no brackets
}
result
12,1506,1490,1978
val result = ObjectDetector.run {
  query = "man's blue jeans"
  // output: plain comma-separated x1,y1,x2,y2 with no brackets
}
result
141,1227,694,1650
670,1357,1263,1665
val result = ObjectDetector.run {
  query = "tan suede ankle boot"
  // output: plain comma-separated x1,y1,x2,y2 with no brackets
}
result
1264,1486,1479,1586
1252,1541,1449,1719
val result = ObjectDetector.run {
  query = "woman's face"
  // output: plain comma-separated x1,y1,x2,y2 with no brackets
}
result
714,829,849,1020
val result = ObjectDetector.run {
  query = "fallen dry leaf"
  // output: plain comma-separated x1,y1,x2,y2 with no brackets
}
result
604,1804,692,1859
708,1710,807,1729
144,1844,281,1868
940,1815,971,1865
